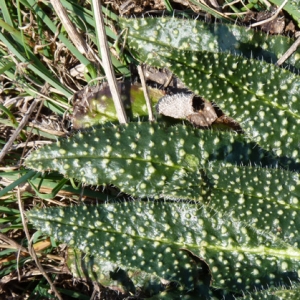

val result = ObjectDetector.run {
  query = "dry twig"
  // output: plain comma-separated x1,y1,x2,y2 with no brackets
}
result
137,65,154,122
276,35,300,66
250,0,288,28
92,0,127,124
0,99,38,163
17,187,63,300
50,0,99,64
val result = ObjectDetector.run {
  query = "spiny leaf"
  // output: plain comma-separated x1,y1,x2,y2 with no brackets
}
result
206,164,300,248
237,283,300,299
119,17,300,69
25,122,300,296
67,248,164,296
24,123,279,200
25,123,300,245
27,201,300,294
146,49,300,160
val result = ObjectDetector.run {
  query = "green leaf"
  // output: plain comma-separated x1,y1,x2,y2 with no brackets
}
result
206,164,300,247
25,121,300,296
237,284,300,299
24,123,278,200
27,201,300,295
67,248,166,297
119,17,300,69
146,49,300,160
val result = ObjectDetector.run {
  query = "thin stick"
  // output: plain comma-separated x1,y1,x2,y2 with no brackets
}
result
92,0,127,124
223,0,243,8
137,65,154,122
250,0,288,28
0,233,28,253
164,72,173,88
11,140,53,150
0,99,38,163
276,35,300,66
50,0,97,62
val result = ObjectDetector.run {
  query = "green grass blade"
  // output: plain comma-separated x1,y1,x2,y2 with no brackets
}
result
28,178,69,199
163,0,173,12
1,0,14,27
0,170,36,197
0,61,15,74
36,0,129,76
61,0,118,40
25,0,92,69
0,32,72,98
188,0,233,22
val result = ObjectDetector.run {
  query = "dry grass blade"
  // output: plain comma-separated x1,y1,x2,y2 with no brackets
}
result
276,35,300,66
137,65,154,122
0,99,38,163
17,187,63,300
49,0,97,63
250,0,288,28
92,0,128,124
0,233,28,254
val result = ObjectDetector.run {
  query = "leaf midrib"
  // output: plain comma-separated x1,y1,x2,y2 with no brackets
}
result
28,154,189,170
